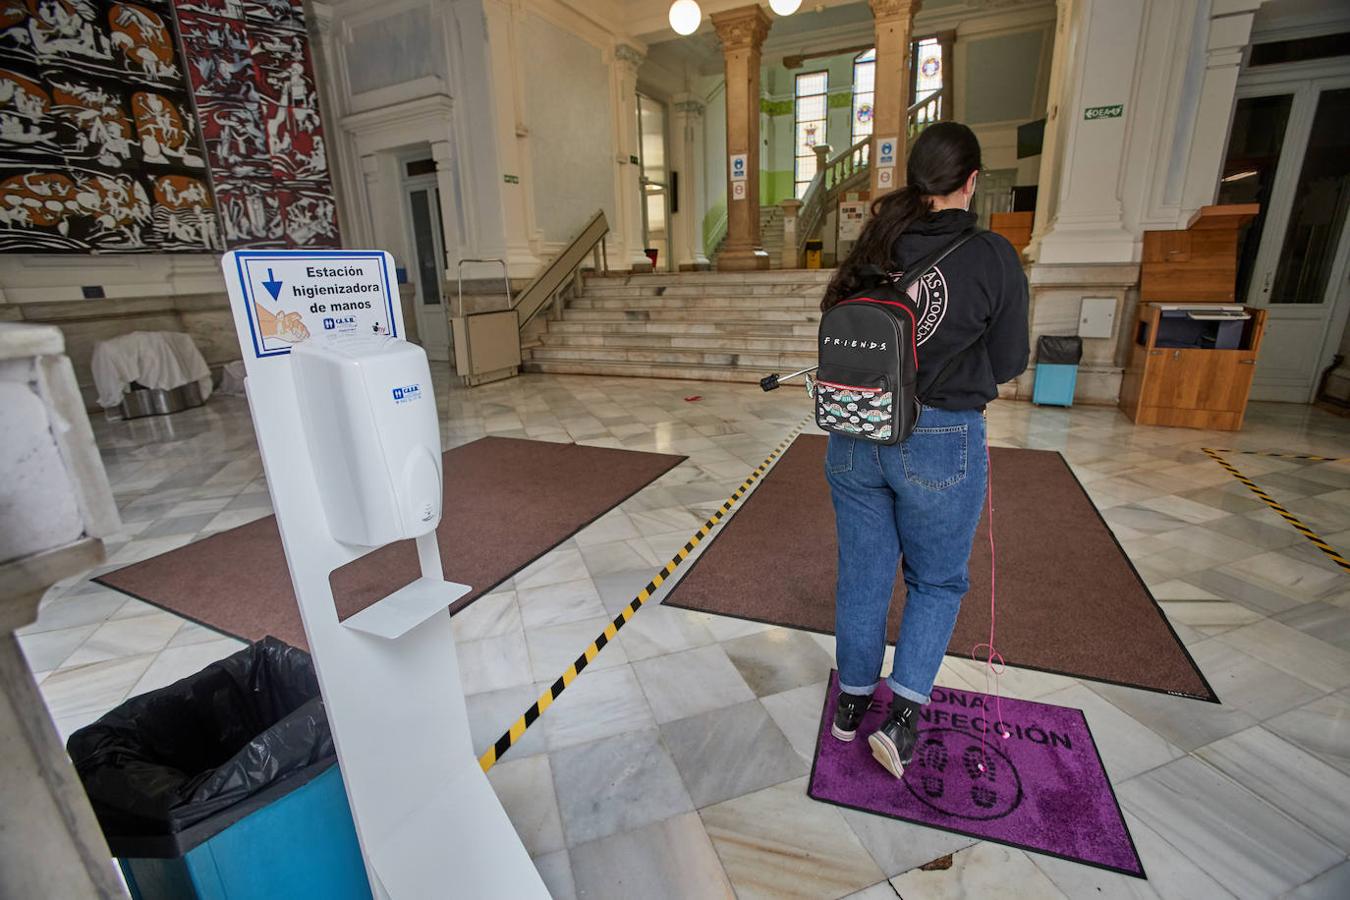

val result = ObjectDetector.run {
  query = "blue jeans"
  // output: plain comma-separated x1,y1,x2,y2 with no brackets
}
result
825,404,988,705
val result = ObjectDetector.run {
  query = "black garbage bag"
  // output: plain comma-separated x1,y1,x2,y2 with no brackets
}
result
1037,334,1083,365
68,637,335,848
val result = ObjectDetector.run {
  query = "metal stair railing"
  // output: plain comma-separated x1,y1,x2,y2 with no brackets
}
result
513,209,609,330
796,138,871,254
908,86,945,138
794,89,950,253
448,209,609,386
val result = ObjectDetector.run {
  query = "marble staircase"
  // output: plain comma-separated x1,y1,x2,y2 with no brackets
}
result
522,269,833,382
709,205,786,268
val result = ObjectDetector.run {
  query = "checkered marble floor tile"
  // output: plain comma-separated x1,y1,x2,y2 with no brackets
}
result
19,372,1350,899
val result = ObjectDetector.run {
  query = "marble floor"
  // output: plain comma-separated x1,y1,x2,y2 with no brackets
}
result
19,372,1350,900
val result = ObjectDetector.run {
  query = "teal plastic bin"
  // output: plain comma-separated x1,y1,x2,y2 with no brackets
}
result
1032,335,1082,407
69,639,371,900
1033,363,1079,406
118,764,370,900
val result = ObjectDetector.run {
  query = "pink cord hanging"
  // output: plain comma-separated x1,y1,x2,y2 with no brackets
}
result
971,437,1008,772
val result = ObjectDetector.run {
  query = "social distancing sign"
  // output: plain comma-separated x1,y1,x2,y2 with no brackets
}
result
226,250,398,358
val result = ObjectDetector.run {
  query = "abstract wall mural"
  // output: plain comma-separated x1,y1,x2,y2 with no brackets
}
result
174,0,339,249
0,0,218,251
0,0,340,252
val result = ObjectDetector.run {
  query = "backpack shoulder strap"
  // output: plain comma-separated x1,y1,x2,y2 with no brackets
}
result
893,226,981,293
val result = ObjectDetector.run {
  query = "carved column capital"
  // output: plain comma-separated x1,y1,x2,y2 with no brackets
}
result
614,43,645,70
673,98,706,118
711,5,772,52
868,0,921,23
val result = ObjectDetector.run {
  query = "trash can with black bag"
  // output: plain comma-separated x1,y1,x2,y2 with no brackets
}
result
1032,334,1083,407
67,637,371,900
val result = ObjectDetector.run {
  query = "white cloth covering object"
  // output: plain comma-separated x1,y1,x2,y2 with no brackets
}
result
90,331,214,409
218,360,247,396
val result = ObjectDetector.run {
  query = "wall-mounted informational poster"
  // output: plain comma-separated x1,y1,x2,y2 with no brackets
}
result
0,0,341,252
0,0,218,251
173,0,339,249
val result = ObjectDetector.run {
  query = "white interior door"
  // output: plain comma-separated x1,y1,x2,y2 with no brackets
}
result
403,175,451,362
1226,72,1350,402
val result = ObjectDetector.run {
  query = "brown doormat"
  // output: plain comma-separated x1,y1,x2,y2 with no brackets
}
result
97,437,685,650
664,435,1217,702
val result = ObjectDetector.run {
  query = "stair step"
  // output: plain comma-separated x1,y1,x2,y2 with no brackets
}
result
580,284,824,299
569,295,820,310
548,320,817,338
523,358,781,384
585,270,831,286
527,344,817,370
565,308,820,324
538,332,816,353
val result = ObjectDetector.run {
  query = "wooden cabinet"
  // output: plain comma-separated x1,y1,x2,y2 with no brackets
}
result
1121,304,1266,430
1120,204,1264,431
990,211,1033,258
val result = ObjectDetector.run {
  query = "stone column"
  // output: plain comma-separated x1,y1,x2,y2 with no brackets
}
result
431,139,464,272
671,95,711,271
1023,0,1075,262
712,5,772,271
613,44,653,273
1178,2,1262,218
936,28,955,120
1027,0,1146,265
779,198,802,269
868,0,921,197
813,143,832,181
481,0,541,277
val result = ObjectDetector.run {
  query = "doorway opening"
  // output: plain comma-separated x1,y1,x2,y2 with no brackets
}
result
637,93,670,272
401,156,450,362
1222,58,1350,403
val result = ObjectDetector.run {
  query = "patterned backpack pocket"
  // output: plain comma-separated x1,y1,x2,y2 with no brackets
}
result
814,365,897,443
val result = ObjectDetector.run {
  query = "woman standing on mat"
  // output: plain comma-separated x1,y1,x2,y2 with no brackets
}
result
821,122,1028,778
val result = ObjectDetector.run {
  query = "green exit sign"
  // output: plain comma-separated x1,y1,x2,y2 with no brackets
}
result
1084,104,1124,120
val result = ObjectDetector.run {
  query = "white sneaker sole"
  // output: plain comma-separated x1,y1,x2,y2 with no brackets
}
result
868,730,906,779
831,723,858,742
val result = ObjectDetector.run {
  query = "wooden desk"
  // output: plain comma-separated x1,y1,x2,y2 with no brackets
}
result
1121,204,1264,431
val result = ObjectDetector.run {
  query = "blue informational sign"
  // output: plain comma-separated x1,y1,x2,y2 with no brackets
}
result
877,137,897,167
227,250,398,359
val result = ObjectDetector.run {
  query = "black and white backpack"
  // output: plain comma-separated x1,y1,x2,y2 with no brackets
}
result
813,227,978,445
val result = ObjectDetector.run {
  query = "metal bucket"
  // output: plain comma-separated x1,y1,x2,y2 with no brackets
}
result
119,381,205,419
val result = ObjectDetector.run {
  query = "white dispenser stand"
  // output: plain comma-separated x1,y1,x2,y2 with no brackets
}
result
221,250,546,899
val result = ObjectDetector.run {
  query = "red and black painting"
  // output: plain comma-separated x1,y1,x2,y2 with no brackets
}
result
0,0,217,250
173,0,339,248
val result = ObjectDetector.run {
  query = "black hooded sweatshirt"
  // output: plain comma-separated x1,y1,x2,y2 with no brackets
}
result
889,208,1030,410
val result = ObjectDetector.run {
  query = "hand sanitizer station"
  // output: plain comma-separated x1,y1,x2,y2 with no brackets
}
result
221,250,546,899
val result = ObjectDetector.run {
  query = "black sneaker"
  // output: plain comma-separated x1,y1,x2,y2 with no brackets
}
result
868,703,918,779
830,691,872,742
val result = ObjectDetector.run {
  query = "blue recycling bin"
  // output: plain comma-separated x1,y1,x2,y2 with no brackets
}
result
118,764,370,900
69,638,371,900
1032,335,1082,407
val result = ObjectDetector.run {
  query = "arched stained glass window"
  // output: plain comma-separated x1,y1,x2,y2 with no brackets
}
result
794,70,828,199
852,48,876,147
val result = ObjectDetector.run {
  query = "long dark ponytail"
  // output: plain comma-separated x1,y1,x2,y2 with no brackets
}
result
821,122,982,310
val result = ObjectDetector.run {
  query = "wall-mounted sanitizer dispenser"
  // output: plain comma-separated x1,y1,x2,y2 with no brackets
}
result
290,337,441,547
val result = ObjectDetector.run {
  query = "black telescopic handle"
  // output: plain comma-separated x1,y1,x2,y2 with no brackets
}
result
761,365,817,392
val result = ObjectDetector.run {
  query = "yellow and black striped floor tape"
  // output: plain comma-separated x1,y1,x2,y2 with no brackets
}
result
478,418,811,772
1202,447,1350,573
1206,449,1344,462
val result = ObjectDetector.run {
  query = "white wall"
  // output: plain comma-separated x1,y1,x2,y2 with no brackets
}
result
700,78,727,251
521,13,617,243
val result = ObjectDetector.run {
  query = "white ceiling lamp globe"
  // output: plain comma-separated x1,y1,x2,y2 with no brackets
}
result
668,0,701,36
769,0,802,15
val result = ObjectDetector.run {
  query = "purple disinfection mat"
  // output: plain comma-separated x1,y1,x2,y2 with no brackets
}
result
809,672,1145,878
